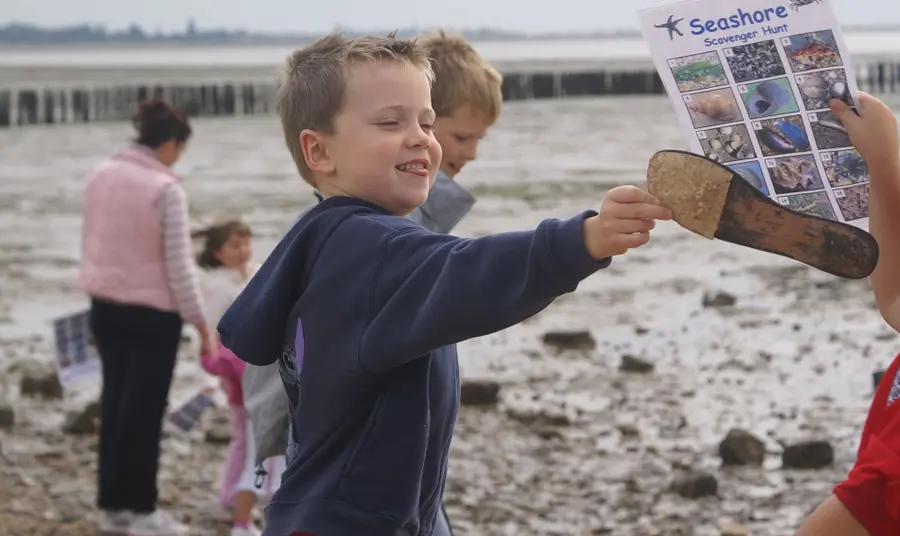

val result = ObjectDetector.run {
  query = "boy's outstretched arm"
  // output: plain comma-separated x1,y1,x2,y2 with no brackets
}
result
831,93,900,331
359,185,671,373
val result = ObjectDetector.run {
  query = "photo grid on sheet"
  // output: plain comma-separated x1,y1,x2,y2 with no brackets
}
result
53,310,101,386
666,29,869,224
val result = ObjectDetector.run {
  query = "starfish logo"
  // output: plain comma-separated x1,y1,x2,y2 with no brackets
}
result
655,15,684,40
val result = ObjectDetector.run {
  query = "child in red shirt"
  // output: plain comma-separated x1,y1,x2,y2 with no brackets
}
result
796,93,900,536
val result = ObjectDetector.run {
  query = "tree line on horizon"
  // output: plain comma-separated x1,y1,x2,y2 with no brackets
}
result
0,21,895,45
0,21,660,45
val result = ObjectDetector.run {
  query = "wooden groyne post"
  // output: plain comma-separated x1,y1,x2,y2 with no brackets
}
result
0,82,276,127
1,60,897,129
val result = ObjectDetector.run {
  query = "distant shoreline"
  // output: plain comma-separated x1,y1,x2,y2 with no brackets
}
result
2,22,899,46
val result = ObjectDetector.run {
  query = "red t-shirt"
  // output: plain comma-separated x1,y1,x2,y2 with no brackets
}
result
833,354,900,535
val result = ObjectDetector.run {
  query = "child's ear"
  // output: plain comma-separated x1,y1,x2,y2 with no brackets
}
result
299,129,336,175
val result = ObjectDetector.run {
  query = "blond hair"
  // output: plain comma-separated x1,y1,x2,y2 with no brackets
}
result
421,30,503,123
276,32,435,186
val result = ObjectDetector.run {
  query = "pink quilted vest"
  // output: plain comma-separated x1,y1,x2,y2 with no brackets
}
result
78,144,179,313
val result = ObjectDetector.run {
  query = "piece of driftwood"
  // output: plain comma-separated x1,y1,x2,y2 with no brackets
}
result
646,149,878,280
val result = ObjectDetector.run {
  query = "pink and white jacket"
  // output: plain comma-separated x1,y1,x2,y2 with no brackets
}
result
78,144,205,325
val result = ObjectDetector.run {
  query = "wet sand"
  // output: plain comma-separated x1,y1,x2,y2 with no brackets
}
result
1,96,899,535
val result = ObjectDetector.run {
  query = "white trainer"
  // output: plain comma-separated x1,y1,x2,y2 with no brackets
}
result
98,510,134,535
127,510,188,536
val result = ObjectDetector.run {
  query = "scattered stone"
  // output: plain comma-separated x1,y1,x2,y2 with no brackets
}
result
204,414,232,445
460,379,501,407
541,330,596,351
619,355,654,374
62,400,101,435
506,407,572,427
672,471,718,499
0,403,14,429
702,291,737,308
782,440,834,469
634,325,649,335
18,361,63,399
719,428,766,466
534,426,564,440
617,423,640,438
720,522,749,536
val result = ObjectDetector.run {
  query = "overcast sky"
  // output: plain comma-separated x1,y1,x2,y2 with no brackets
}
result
2,0,898,34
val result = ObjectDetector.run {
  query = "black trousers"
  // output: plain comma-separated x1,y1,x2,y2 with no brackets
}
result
90,297,183,513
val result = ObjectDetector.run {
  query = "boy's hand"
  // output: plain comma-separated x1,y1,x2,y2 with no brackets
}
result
830,92,900,171
583,185,672,260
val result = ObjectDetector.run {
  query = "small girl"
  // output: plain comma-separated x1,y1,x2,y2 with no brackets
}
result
194,220,285,536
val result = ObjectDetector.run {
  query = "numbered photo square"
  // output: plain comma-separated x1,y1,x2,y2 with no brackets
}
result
668,51,729,93
795,69,852,111
684,87,742,129
724,40,787,83
739,77,800,119
698,124,757,163
727,160,769,195
821,148,870,187
765,155,824,195
809,109,852,150
753,115,811,157
833,183,869,221
780,191,838,221
783,30,844,73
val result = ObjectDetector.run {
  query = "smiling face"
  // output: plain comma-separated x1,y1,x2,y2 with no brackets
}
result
434,105,493,177
302,60,442,216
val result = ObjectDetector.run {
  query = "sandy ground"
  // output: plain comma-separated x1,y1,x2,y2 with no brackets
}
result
1,96,898,535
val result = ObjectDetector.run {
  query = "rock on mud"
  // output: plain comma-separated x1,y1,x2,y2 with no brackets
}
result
17,361,63,400
506,406,572,427
702,291,737,308
0,402,14,429
619,354,654,373
719,428,766,466
62,400,101,435
782,440,834,469
460,379,501,407
204,411,232,445
541,330,596,351
672,471,718,499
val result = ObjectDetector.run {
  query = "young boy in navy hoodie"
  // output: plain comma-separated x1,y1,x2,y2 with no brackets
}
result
217,32,672,536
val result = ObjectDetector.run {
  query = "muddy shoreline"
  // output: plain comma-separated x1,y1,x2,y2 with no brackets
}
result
2,97,898,535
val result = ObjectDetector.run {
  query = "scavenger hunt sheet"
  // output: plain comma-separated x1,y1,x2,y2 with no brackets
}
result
638,0,869,230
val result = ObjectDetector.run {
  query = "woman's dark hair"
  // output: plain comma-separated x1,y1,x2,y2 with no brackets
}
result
132,99,192,148
193,220,253,269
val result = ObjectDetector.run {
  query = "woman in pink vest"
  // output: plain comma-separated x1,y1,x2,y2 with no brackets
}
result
79,99,216,536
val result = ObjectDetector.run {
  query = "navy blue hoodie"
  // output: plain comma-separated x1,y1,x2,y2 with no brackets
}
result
218,195,609,536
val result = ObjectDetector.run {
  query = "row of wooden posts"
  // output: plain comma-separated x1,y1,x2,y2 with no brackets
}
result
1,61,899,128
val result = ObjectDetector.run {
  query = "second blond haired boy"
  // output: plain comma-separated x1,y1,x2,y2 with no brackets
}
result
219,32,670,536
409,29,502,233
